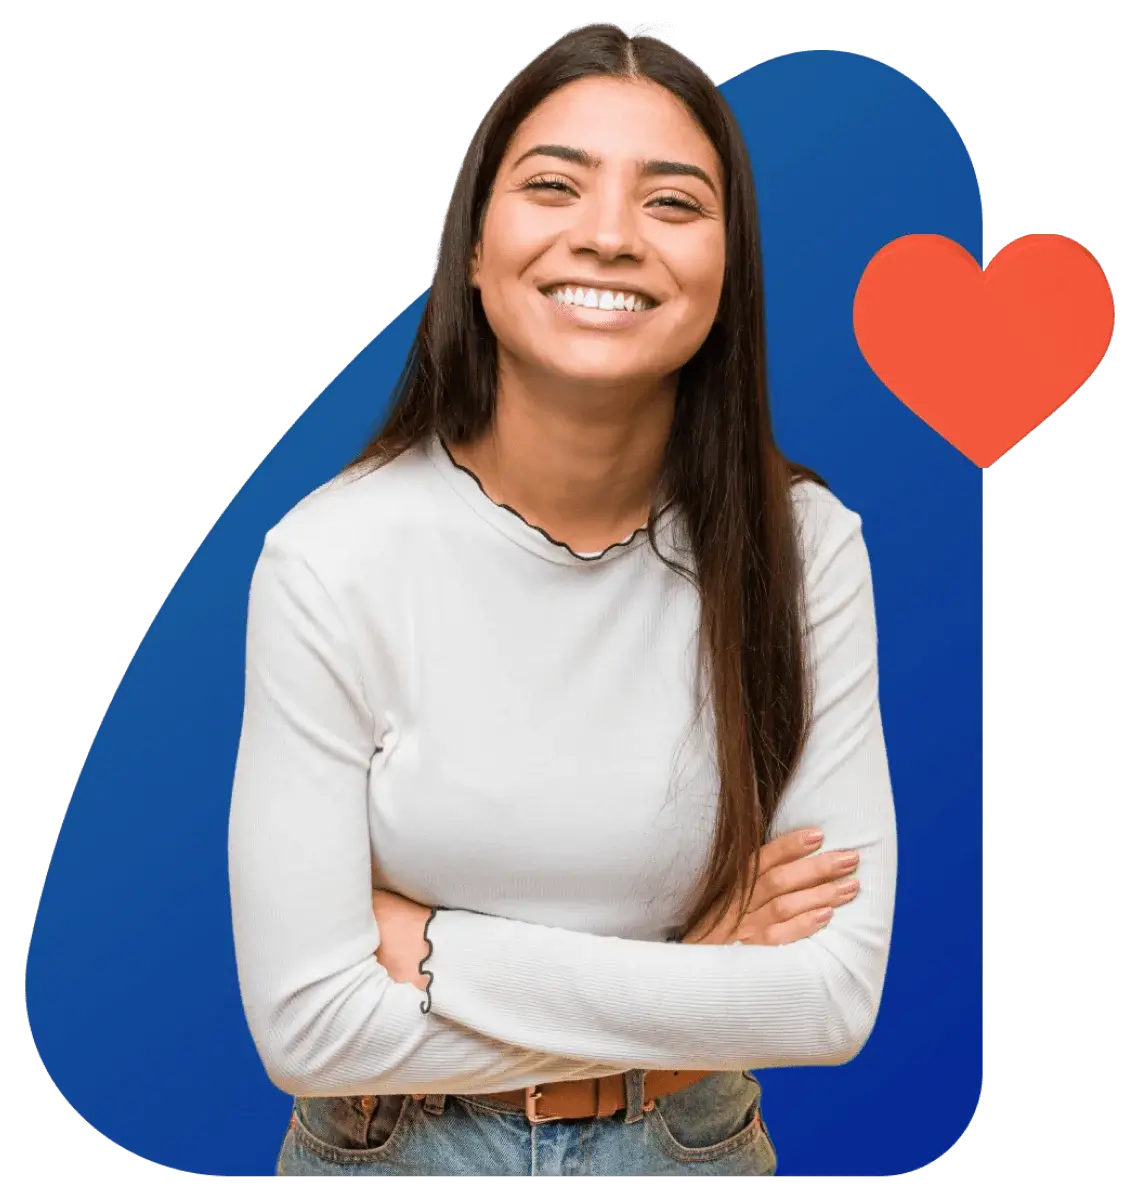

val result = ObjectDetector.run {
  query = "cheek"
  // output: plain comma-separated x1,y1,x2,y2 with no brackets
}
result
478,205,551,287
477,279,539,356
475,221,551,338
672,239,727,315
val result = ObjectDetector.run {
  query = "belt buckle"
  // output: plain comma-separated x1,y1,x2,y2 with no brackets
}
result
524,1086,558,1125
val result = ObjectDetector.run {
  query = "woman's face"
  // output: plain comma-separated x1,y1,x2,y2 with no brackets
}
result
472,76,727,390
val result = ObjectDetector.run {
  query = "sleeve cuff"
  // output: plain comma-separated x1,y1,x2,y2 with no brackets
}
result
417,906,440,1014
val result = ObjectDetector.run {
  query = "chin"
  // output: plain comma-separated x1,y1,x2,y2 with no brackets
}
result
533,339,668,380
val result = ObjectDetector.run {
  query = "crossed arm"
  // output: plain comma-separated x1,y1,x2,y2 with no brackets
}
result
371,828,865,988
228,507,896,1096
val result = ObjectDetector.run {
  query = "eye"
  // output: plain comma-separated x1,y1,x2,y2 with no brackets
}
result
521,174,577,196
648,191,705,215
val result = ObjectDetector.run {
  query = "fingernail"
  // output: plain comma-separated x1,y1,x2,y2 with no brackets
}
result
837,880,859,898
803,830,824,846
836,852,859,870
815,908,834,925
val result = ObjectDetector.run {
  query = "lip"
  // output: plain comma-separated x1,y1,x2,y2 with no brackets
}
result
538,281,661,307
540,288,659,330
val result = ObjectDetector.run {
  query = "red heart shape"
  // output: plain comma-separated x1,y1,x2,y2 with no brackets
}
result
853,233,1114,467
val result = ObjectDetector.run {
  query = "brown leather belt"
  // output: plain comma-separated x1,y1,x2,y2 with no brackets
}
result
414,1069,712,1125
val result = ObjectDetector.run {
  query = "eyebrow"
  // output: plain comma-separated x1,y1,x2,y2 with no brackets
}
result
511,143,719,197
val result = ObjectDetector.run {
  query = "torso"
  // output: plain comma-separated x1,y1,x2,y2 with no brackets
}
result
269,434,826,940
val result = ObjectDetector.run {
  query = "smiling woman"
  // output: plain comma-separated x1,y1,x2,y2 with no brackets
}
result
227,21,897,1178
455,71,730,550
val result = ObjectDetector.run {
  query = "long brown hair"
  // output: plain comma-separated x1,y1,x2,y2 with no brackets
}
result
343,23,827,939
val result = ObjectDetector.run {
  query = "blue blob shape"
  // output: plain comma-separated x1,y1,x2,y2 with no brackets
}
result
26,50,981,1175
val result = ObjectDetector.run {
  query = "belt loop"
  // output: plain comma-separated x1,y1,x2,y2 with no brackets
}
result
622,1070,648,1125
421,1093,446,1116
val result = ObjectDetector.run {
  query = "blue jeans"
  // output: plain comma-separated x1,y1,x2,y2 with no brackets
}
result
276,1070,776,1176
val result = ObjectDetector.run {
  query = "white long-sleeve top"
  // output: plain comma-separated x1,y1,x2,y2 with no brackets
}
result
228,432,897,1098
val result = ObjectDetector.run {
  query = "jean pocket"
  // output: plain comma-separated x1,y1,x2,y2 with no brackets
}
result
645,1073,776,1170
289,1094,414,1166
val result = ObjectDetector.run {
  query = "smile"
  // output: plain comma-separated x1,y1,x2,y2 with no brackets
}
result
539,284,659,312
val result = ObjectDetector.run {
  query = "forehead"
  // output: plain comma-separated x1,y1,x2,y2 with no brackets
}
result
506,76,721,179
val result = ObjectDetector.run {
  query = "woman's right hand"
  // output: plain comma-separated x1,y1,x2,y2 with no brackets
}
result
683,829,859,946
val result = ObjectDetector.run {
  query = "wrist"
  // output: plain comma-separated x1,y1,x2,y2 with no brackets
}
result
372,894,436,992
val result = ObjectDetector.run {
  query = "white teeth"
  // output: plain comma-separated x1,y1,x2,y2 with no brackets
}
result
549,286,652,311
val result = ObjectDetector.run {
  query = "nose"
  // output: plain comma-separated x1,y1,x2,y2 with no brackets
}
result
566,177,645,263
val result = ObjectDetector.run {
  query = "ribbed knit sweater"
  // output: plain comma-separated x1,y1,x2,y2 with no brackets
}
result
228,433,897,1097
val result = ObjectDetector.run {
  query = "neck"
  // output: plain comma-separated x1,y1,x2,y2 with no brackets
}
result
449,359,676,554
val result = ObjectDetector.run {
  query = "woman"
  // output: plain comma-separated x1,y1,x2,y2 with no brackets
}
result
228,23,897,1177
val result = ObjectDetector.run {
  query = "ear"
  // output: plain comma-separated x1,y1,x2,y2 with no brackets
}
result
469,243,482,290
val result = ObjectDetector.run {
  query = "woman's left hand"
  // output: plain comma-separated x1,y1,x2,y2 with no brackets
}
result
371,889,432,990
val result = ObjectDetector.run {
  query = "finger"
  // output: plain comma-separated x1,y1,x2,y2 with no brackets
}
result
760,907,835,947
756,827,826,875
756,849,859,905
747,877,860,928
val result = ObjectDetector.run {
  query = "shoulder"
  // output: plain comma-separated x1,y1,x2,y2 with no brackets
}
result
790,477,871,596
257,442,439,587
